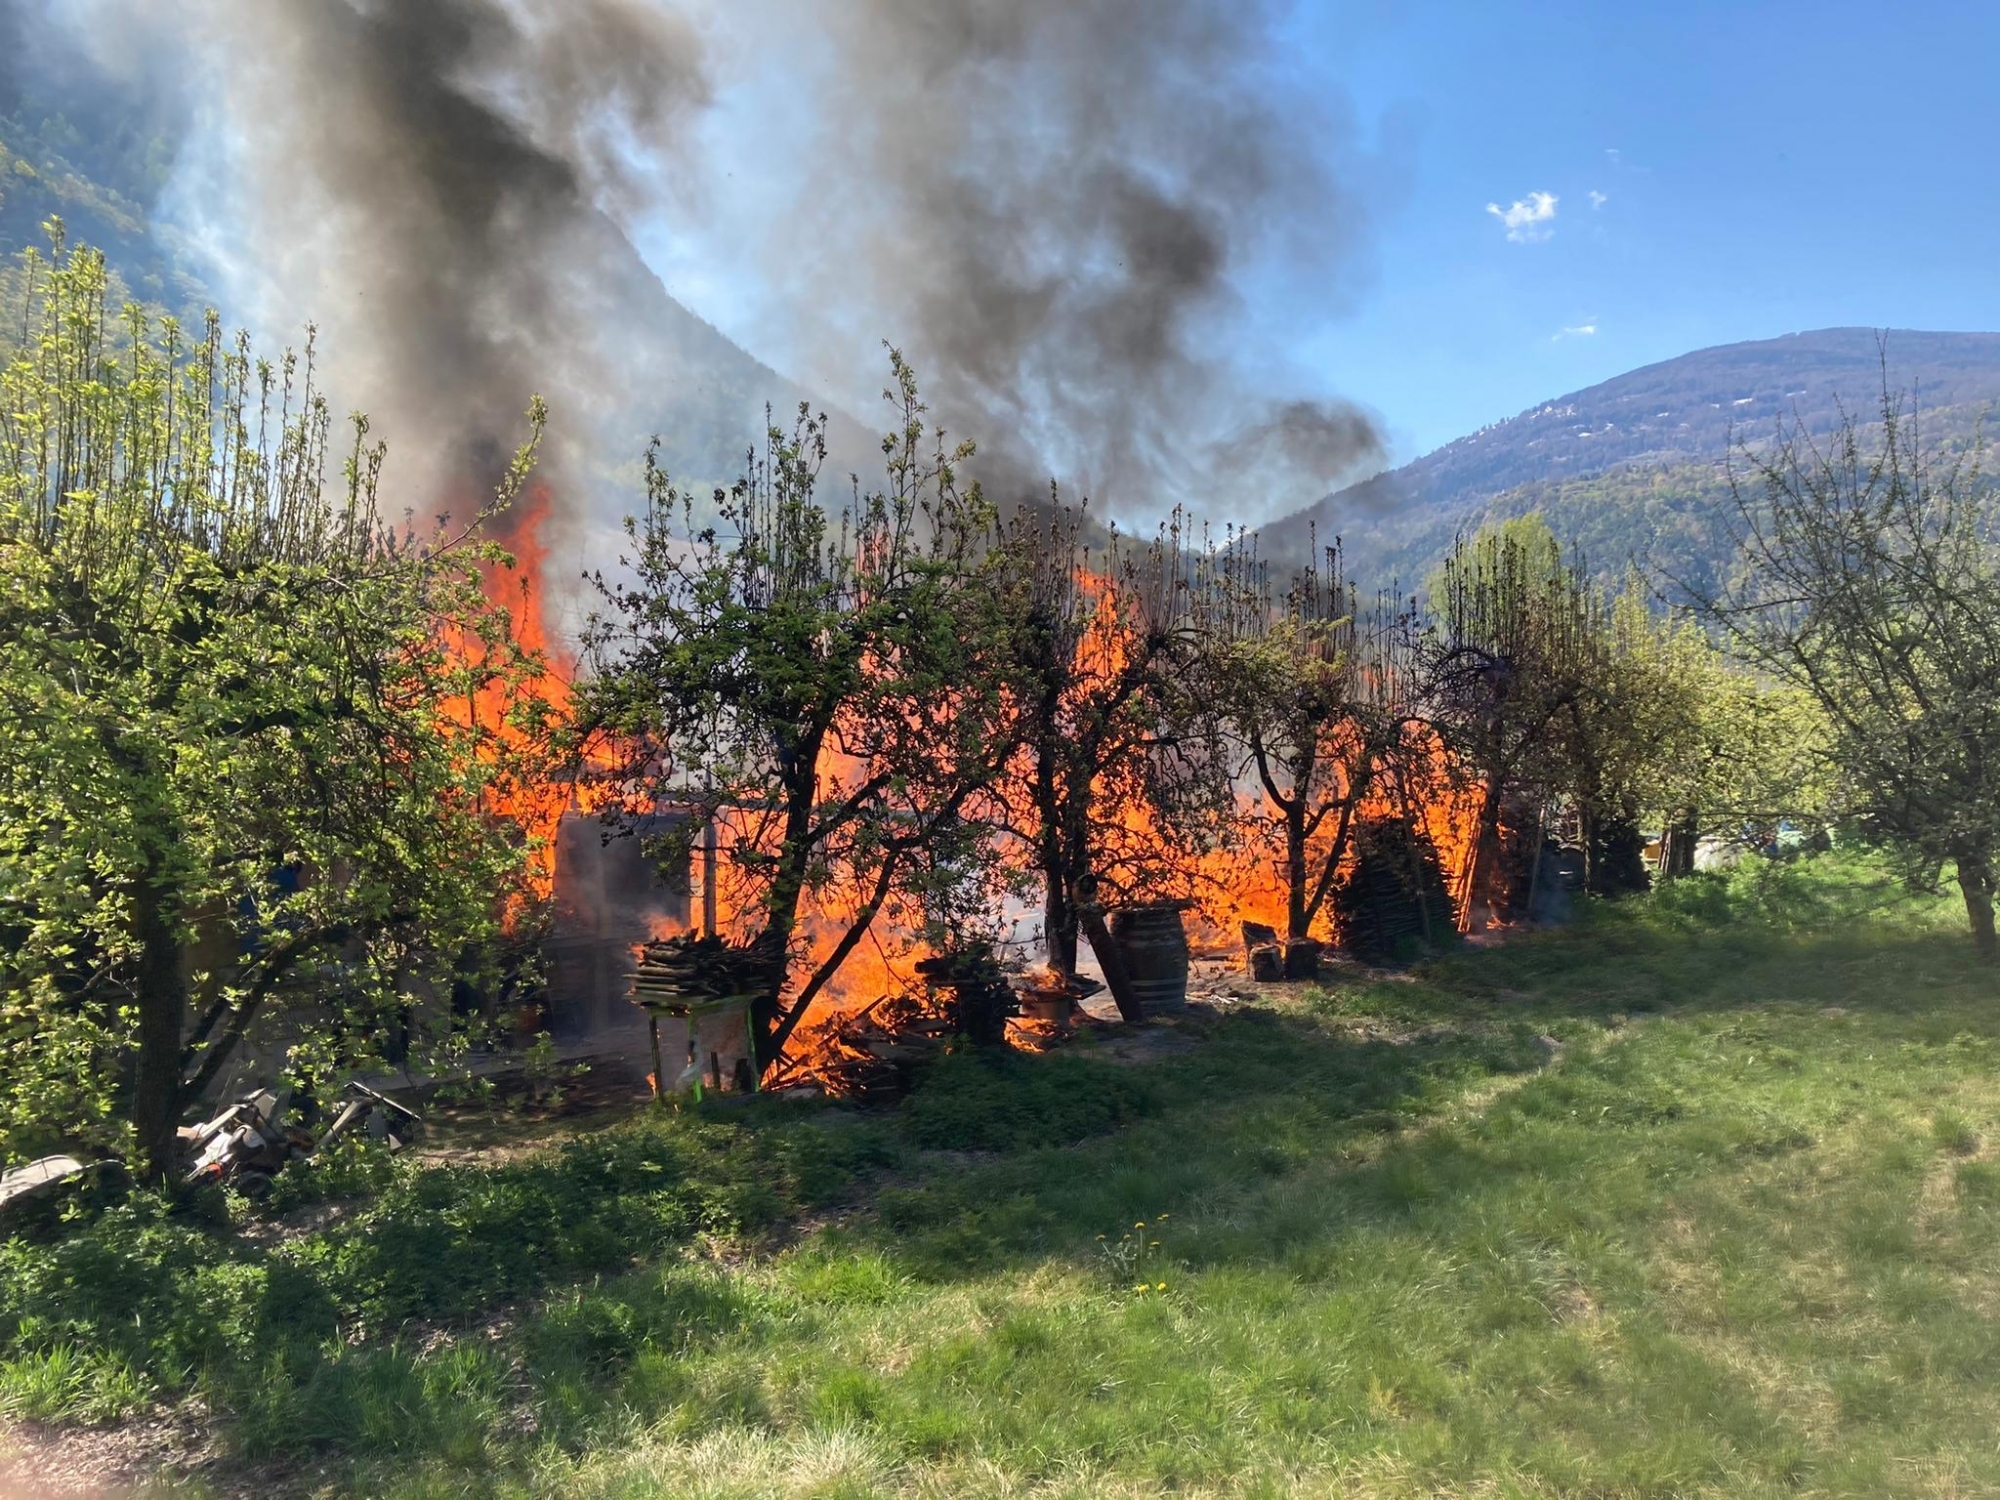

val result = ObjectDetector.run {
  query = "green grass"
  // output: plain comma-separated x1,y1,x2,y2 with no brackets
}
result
8,852,2000,1497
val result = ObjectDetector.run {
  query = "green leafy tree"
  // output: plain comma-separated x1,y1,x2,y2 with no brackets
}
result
1199,536,1404,941
1418,517,1604,923
1696,390,2000,955
1611,601,1831,878
578,357,1018,1067
0,235,550,1176
1546,583,1714,894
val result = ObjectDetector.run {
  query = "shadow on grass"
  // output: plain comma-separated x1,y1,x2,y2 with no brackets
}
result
5,854,1994,1484
831,856,1992,1290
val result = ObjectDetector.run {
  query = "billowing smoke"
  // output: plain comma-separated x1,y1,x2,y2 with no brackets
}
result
755,0,1388,515
70,0,713,546
54,0,1385,538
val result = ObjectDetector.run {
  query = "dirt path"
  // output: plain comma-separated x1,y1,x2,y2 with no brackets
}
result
0,1410,345,1499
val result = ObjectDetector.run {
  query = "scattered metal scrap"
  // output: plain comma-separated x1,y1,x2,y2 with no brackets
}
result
179,1081,420,1197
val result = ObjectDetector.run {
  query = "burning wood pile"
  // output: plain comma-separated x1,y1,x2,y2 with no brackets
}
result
768,991,955,1102
763,944,1016,1102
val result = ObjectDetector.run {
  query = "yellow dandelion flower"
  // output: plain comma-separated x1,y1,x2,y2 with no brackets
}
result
1150,1240,1160,1247
1135,1221,1146,1228
1156,1282,1168,1291
1132,1283,1148,1293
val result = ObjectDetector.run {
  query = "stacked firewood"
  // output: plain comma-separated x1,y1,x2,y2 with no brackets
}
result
1240,922,1323,982
1329,816,1456,964
630,933,778,1008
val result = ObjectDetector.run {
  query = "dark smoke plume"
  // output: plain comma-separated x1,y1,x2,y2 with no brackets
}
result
64,0,1385,539
756,0,1388,517
80,0,712,532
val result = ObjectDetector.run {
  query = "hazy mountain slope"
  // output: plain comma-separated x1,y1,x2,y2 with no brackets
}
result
1263,329,2000,595
0,100,879,504
0,89,207,314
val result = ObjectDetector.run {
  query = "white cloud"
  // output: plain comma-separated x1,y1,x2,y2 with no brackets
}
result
1486,190,1558,243
1553,322,1597,341
1588,189,1607,210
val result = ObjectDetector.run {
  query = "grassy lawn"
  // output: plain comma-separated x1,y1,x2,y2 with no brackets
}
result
7,853,2000,1497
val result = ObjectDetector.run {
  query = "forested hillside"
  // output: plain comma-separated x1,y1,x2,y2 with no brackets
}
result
1264,329,2000,595
0,37,201,316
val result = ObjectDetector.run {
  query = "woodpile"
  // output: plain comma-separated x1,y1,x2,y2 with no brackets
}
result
630,933,779,1009
765,992,955,1102
1240,922,1323,981
630,934,780,1099
1330,816,1455,964
766,945,1043,1101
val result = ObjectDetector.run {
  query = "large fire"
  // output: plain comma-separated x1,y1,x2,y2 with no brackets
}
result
450,520,1492,1091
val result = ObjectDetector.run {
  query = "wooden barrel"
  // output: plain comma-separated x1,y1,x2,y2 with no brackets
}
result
1109,903,1191,1011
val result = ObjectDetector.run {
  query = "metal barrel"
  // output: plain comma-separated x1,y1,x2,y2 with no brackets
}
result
1109,903,1191,1011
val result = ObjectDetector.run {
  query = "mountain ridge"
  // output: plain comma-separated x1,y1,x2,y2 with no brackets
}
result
1259,327,2000,594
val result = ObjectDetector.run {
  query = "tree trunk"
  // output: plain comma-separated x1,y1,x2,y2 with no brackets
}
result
1523,801,1547,921
1077,900,1144,1024
1042,861,1077,977
1459,781,1503,932
1958,856,1997,962
130,866,188,1184
1577,804,1596,898
750,732,826,1069
1662,807,1698,880
1284,801,1309,941
1030,709,1079,978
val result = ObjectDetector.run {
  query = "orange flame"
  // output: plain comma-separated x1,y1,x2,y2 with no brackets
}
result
450,519,1495,1088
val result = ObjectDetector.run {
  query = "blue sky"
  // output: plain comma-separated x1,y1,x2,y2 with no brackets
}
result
1281,0,2000,461
649,1,2000,474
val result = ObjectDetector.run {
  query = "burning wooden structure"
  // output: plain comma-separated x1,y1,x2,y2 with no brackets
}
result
473,488,1607,1102
544,808,695,1045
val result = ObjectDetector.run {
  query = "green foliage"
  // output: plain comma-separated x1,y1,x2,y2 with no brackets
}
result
259,1136,403,1216
1420,517,1611,910
580,356,1018,1060
8,855,2000,1498
0,235,553,1169
0,101,203,316
0,1106,895,1426
1698,391,2000,954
